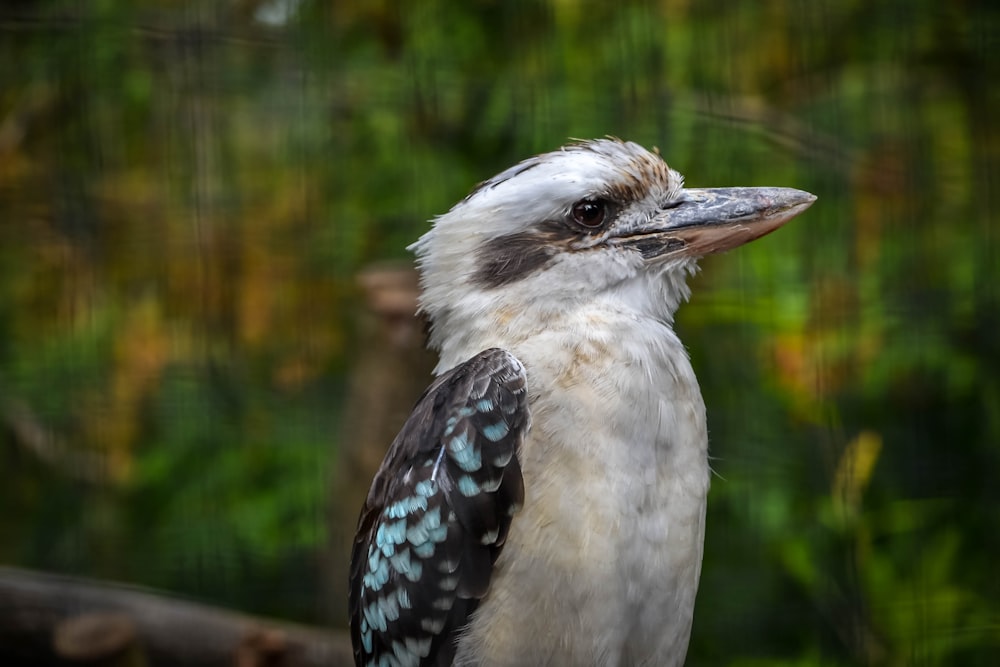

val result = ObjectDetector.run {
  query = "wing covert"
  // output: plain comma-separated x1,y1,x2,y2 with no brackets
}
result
349,348,529,667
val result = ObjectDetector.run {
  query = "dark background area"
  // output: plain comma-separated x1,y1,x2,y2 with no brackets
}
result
1,1,998,664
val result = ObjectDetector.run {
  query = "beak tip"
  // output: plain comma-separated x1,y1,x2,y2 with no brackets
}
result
792,189,817,212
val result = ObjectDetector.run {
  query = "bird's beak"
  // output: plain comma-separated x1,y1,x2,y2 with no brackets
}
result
616,187,816,259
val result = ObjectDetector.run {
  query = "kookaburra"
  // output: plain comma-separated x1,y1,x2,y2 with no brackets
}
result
349,138,815,666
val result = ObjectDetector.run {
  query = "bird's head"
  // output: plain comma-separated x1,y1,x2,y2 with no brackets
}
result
411,138,815,360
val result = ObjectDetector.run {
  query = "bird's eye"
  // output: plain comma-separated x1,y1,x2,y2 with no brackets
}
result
571,199,608,229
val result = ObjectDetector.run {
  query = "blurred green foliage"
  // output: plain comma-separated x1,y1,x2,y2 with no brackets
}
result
1,0,998,664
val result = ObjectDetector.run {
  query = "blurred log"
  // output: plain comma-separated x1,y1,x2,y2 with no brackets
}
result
53,612,147,666
0,566,353,667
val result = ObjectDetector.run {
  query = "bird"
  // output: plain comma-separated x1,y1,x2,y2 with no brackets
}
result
348,138,815,667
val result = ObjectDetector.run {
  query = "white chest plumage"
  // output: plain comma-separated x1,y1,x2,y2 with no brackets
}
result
441,304,710,667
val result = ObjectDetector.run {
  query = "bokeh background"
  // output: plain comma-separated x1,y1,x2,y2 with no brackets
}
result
1,0,998,665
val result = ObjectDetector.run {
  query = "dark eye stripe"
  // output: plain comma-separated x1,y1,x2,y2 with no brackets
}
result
473,231,555,288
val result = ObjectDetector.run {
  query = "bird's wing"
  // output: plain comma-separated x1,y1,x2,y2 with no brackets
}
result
349,348,529,667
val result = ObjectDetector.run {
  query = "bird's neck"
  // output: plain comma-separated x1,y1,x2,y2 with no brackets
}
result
429,269,695,375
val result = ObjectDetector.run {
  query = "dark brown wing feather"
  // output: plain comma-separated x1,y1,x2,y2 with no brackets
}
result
349,348,529,667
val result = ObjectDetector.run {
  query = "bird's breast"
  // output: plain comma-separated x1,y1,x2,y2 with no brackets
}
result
452,312,711,666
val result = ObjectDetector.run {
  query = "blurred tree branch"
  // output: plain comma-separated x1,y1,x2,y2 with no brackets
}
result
0,381,104,484
0,566,352,667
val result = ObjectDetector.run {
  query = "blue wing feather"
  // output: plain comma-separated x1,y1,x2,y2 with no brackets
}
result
349,348,529,667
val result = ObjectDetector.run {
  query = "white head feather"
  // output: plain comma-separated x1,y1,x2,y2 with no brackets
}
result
410,139,699,366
